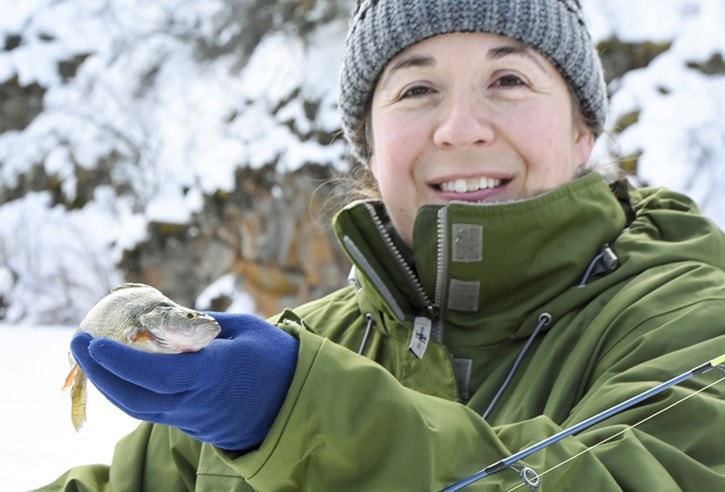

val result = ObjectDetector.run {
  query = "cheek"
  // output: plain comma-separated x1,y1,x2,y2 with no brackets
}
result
371,120,418,180
519,106,582,164
372,160,407,206
511,108,587,192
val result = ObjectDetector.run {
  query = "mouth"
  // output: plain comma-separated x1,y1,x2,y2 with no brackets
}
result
436,177,506,193
432,174,513,204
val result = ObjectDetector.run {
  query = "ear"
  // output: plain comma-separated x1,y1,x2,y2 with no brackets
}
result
574,125,596,166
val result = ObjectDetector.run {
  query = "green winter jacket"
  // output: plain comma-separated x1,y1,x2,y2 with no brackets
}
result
39,174,725,491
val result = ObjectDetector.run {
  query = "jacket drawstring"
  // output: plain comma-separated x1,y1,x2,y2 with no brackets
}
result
359,313,376,355
482,313,552,420
578,244,619,287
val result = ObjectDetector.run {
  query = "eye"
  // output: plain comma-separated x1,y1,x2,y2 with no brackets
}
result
185,311,197,320
493,74,526,88
401,85,433,99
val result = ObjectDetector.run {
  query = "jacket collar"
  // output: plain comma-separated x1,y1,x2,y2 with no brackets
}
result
334,174,627,345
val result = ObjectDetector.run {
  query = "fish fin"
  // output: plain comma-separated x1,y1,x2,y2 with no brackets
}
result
62,363,79,391
70,368,87,431
112,282,151,292
128,327,156,343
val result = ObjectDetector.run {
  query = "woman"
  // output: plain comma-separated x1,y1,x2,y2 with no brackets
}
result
40,0,725,490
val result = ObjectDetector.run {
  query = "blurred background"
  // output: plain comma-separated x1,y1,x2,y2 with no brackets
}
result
0,0,724,324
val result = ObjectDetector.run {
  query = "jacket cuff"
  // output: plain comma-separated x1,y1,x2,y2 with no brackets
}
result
211,319,325,478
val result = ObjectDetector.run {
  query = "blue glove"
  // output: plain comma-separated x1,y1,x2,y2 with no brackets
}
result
71,312,299,451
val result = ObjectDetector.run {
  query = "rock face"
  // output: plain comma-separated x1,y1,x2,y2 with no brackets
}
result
120,165,352,317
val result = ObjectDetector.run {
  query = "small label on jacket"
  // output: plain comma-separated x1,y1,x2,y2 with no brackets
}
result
409,317,432,359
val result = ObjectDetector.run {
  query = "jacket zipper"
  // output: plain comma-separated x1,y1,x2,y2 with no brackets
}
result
432,207,449,342
365,204,445,357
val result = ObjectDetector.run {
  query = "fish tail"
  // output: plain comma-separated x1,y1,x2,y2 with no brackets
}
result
69,367,88,431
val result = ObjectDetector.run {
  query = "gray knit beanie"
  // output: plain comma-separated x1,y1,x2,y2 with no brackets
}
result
339,0,608,164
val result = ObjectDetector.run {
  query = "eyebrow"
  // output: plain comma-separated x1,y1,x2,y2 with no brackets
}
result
486,44,549,73
386,54,435,76
378,54,434,90
379,42,549,89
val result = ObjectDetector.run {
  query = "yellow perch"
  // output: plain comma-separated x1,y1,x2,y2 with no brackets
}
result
62,283,221,430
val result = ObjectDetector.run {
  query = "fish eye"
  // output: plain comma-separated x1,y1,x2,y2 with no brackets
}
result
186,311,196,319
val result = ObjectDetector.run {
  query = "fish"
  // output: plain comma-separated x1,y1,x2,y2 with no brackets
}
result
62,283,221,430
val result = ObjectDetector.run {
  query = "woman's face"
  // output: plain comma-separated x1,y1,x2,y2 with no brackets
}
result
369,32,595,246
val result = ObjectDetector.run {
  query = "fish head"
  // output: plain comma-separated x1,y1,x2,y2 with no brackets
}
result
136,304,221,353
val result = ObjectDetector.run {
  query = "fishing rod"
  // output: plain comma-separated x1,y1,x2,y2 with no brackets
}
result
440,354,725,491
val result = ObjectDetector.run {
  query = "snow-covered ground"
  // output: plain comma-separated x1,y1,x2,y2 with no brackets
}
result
0,324,140,491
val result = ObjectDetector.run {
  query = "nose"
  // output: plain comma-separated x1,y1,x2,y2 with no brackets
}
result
432,91,495,148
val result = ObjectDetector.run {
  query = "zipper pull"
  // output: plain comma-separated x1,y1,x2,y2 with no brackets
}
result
409,316,432,359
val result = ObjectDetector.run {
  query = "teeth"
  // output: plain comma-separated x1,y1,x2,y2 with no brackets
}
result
440,177,503,193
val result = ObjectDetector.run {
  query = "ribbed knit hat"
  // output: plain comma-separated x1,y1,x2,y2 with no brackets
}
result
339,0,608,164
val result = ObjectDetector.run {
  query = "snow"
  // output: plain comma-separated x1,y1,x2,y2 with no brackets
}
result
197,273,256,314
0,324,140,491
0,192,124,324
588,0,725,217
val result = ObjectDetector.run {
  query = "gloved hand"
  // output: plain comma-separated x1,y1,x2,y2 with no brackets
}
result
71,312,299,451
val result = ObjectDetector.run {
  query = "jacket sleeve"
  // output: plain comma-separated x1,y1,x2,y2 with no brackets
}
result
218,296,725,491
219,325,530,490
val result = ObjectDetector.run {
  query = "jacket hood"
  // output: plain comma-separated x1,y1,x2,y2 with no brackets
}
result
333,174,725,347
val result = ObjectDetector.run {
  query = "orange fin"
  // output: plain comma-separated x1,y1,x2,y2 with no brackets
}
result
62,364,79,391
130,329,155,343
